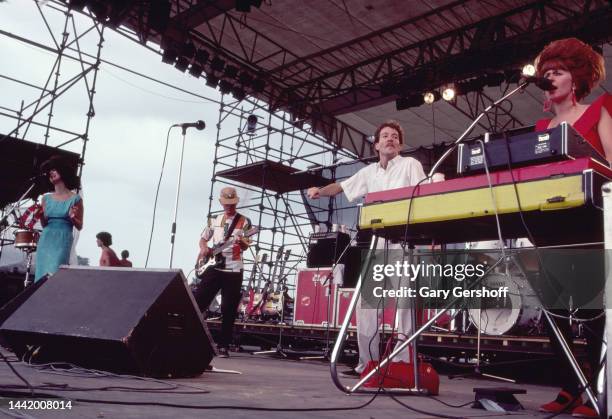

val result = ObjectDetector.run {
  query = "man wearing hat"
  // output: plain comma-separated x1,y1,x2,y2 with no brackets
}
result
193,186,252,357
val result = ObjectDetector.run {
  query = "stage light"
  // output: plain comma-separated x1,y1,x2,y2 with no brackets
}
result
195,49,210,65
224,65,239,78
210,56,225,72
189,63,203,78
423,91,441,104
180,43,196,60
246,115,258,135
175,56,190,72
442,85,455,101
232,86,246,101
219,80,233,94
239,72,253,88
396,94,424,110
205,73,219,88
522,64,536,77
379,78,396,96
161,48,177,64
251,77,266,93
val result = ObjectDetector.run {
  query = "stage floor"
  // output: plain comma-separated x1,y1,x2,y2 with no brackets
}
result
0,348,577,418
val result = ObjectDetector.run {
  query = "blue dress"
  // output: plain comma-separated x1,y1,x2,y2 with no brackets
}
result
34,193,81,281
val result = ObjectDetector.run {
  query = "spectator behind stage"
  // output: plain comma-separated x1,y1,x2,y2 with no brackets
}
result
96,231,122,267
120,250,133,267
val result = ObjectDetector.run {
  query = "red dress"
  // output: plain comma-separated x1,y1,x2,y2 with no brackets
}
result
535,93,612,158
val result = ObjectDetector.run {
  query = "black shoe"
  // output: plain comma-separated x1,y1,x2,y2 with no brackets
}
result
340,369,360,377
217,346,229,358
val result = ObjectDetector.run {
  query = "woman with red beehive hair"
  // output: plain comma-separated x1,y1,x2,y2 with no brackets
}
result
535,38,610,418
535,37,611,164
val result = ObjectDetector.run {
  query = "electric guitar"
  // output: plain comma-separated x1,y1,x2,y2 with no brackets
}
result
195,227,259,278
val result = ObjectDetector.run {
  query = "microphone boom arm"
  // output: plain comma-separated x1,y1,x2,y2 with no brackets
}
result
428,81,529,178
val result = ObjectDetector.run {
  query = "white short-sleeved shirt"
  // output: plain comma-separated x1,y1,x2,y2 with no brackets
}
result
340,155,426,202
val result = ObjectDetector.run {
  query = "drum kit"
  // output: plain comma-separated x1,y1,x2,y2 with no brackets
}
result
418,243,545,338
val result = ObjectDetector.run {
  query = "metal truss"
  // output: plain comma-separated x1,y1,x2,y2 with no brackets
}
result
0,1,104,262
451,89,524,133
145,0,612,121
275,0,612,116
207,95,356,296
0,1,104,178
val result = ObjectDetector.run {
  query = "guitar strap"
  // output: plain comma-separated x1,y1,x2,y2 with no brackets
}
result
223,213,243,241
216,213,243,268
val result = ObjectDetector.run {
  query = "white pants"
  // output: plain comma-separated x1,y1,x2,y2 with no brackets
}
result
355,297,413,373
354,241,414,373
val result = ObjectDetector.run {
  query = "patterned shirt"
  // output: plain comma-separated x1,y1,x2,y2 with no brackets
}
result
201,213,252,272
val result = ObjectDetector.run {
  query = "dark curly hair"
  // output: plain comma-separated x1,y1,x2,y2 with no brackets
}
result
535,37,606,101
40,155,80,190
96,231,112,247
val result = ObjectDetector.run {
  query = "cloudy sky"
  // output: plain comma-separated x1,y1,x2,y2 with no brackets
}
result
0,1,233,277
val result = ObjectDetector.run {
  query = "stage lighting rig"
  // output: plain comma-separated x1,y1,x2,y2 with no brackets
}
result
423,91,441,104
522,64,536,76
442,85,456,101
205,73,219,88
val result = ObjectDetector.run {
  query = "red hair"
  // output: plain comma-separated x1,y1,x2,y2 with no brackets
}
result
374,120,404,145
535,38,605,101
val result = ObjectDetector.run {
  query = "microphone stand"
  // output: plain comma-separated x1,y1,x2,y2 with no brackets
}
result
0,182,37,231
169,126,189,268
427,80,531,178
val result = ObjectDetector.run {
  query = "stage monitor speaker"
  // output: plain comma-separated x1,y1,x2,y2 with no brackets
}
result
0,267,214,378
306,231,351,268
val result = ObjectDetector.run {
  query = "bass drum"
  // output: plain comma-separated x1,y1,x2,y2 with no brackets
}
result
468,272,542,336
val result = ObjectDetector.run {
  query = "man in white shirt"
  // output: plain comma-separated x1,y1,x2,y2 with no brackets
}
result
307,120,426,376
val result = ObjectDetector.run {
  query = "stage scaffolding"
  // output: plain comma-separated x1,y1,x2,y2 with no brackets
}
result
207,95,365,293
0,1,103,256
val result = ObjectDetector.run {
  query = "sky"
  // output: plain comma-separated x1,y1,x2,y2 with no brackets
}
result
0,1,233,278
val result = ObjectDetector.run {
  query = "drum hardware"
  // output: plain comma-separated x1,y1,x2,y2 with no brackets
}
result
11,229,40,288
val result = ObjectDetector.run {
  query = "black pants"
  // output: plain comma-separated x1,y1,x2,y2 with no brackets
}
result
544,308,605,396
192,268,243,347
533,248,606,397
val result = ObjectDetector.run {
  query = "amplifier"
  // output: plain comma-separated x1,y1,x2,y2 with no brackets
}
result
306,231,350,268
457,122,607,175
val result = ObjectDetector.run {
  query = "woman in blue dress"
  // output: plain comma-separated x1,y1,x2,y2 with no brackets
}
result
34,156,84,282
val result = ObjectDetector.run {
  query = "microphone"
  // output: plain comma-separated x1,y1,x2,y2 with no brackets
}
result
173,120,206,130
523,76,555,91
28,172,48,182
